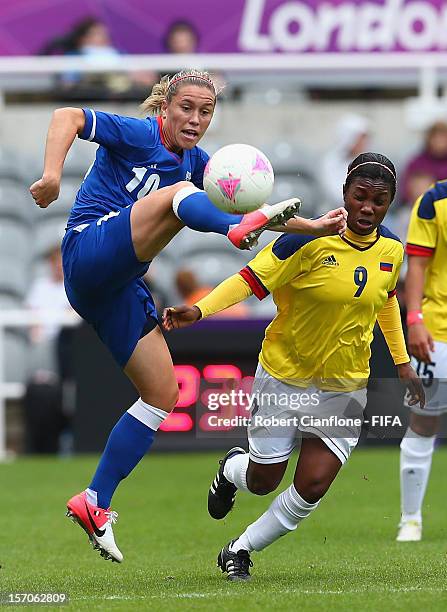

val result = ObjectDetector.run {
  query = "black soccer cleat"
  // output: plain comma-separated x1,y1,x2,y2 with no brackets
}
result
217,540,253,581
208,447,246,520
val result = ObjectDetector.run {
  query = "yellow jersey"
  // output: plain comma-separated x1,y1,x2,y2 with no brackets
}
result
239,226,403,391
406,180,447,342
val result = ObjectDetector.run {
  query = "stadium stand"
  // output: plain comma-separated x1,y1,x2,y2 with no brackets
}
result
41,179,82,219
184,252,248,288
34,218,66,258
0,221,30,262
63,140,96,177
0,179,32,225
0,258,29,300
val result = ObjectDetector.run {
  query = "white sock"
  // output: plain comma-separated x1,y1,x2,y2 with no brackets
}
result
127,398,169,431
400,427,435,523
171,185,201,219
230,484,319,552
223,453,250,492
85,488,98,506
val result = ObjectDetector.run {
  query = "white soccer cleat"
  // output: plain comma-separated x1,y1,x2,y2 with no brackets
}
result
396,520,422,542
66,491,123,562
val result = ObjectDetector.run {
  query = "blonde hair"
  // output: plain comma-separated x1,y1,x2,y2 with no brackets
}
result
140,69,222,116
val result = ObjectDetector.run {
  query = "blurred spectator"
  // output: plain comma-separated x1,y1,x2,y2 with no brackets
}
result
25,244,73,345
40,17,119,60
400,120,447,204
41,17,156,92
23,244,76,454
176,268,211,305
387,169,435,241
64,18,117,57
320,114,370,210
163,21,200,54
175,268,250,318
162,20,226,96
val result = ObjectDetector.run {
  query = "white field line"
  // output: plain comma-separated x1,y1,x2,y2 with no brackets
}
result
71,586,447,601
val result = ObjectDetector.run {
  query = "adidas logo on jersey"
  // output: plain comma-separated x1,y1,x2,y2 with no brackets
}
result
322,254,339,266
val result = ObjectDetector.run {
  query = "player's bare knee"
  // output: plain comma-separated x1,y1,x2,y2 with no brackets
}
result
247,479,277,496
160,383,179,412
139,383,178,413
172,181,194,196
246,460,286,495
295,477,330,504
247,473,281,496
410,413,440,437
170,384,180,409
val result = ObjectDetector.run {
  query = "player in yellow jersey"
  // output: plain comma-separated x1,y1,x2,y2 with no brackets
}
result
396,180,447,542
164,152,425,581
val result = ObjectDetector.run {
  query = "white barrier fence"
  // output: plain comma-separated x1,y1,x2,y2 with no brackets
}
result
0,310,80,460
0,53,445,98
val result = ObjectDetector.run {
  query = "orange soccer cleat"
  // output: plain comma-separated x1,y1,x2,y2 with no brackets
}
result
66,491,123,562
227,198,300,249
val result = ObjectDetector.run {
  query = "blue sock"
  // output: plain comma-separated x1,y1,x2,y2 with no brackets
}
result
175,190,242,235
89,413,155,509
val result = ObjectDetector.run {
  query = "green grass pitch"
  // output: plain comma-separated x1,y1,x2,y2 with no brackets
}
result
1,448,446,611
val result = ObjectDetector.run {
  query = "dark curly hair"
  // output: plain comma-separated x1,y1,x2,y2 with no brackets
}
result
344,152,397,201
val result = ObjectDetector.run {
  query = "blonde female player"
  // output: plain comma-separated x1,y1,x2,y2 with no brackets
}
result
163,152,425,580
29,69,347,563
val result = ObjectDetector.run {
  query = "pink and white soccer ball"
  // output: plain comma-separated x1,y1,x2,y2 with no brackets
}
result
203,144,274,214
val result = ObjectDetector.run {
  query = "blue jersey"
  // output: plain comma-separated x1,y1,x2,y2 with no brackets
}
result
66,109,209,229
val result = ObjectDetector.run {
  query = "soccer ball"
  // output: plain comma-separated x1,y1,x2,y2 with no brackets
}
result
203,144,274,214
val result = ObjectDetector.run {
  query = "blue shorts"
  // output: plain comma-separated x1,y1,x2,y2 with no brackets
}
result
62,206,158,367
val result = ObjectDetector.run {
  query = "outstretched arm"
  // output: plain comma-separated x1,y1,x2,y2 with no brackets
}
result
276,207,347,237
163,273,253,330
30,107,85,208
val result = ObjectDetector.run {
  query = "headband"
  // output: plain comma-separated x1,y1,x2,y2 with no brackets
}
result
346,161,396,181
168,74,215,91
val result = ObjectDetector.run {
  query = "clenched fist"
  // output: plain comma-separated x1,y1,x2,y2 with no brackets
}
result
29,175,60,208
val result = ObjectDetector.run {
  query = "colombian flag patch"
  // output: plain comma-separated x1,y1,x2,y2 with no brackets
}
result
380,262,393,272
